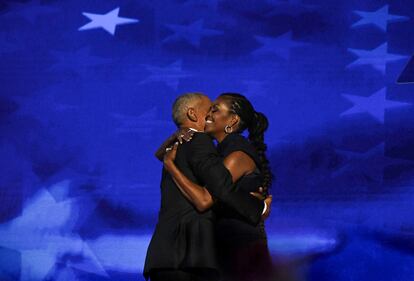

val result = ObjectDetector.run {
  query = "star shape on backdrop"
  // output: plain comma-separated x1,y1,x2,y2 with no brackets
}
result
111,107,170,139
332,143,412,185
347,43,408,74
45,266,80,281
352,5,410,32
14,90,79,127
3,0,60,24
253,31,307,60
140,60,191,90
0,182,108,281
163,19,223,47
49,48,112,75
341,87,411,123
79,7,139,36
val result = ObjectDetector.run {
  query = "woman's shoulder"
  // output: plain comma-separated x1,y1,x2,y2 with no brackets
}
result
219,133,261,167
227,133,256,151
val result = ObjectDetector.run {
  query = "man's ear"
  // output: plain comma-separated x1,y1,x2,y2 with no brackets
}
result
187,107,198,122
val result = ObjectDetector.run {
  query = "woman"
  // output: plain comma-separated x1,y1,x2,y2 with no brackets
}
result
163,93,274,281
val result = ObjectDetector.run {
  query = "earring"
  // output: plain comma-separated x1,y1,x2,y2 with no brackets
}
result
224,125,233,134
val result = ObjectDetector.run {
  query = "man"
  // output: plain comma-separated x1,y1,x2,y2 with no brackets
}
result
143,93,271,281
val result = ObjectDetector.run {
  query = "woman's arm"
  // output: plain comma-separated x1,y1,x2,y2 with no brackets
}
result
222,151,256,182
164,158,214,212
163,143,256,212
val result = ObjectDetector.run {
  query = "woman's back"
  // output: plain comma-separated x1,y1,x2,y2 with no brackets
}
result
214,132,273,281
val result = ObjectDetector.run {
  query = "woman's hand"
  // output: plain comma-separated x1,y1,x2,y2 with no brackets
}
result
163,142,179,168
155,129,195,161
164,128,194,163
175,128,195,144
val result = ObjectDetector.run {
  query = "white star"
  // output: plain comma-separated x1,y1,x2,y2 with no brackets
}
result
332,143,411,184
347,43,407,74
0,183,108,280
253,31,307,60
341,87,411,123
79,7,139,35
111,108,170,138
352,5,409,31
164,20,223,47
140,60,191,90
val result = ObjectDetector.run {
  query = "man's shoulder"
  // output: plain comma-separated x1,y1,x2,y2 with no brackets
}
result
186,132,215,151
192,131,213,141
178,132,215,160
180,131,213,147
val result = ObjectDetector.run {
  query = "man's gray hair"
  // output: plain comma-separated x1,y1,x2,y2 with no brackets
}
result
172,92,206,127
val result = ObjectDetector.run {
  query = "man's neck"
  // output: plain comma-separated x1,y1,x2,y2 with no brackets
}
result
180,123,203,132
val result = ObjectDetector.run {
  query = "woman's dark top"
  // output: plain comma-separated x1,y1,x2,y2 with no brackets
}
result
214,133,273,281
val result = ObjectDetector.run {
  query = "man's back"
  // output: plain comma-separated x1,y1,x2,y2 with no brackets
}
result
143,134,219,279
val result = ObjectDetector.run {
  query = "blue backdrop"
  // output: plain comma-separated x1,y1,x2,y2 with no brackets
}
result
1,0,414,280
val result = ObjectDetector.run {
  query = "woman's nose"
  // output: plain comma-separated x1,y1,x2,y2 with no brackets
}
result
206,111,212,119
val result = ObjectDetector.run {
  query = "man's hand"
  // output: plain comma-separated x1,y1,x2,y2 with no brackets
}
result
262,195,272,220
250,191,272,220
250,187,266,200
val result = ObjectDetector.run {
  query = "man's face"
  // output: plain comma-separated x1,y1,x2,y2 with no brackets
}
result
195,96,212,131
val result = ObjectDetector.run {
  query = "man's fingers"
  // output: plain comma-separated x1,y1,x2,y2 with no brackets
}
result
264,196,272,209
250,192,259,197
250,192,265,200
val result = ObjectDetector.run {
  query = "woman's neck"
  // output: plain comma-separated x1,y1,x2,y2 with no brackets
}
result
212,131,229,143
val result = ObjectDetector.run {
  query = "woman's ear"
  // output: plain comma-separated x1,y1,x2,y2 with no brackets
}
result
230,114,240,128
187,107,198,122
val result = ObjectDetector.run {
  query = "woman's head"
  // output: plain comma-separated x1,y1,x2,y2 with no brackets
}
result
205,93,273,193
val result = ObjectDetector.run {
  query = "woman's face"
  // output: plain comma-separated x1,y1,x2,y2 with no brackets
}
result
204,97,235,135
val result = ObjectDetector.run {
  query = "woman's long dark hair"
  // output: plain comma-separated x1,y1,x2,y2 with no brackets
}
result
219,93,273,194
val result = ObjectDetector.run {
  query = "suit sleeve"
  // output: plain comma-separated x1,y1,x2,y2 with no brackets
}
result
188,133,264,225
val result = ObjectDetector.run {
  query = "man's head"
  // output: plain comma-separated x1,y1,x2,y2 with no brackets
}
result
172,92,212,131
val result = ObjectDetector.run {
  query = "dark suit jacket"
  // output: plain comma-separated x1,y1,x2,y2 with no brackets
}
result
143,132,264,279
